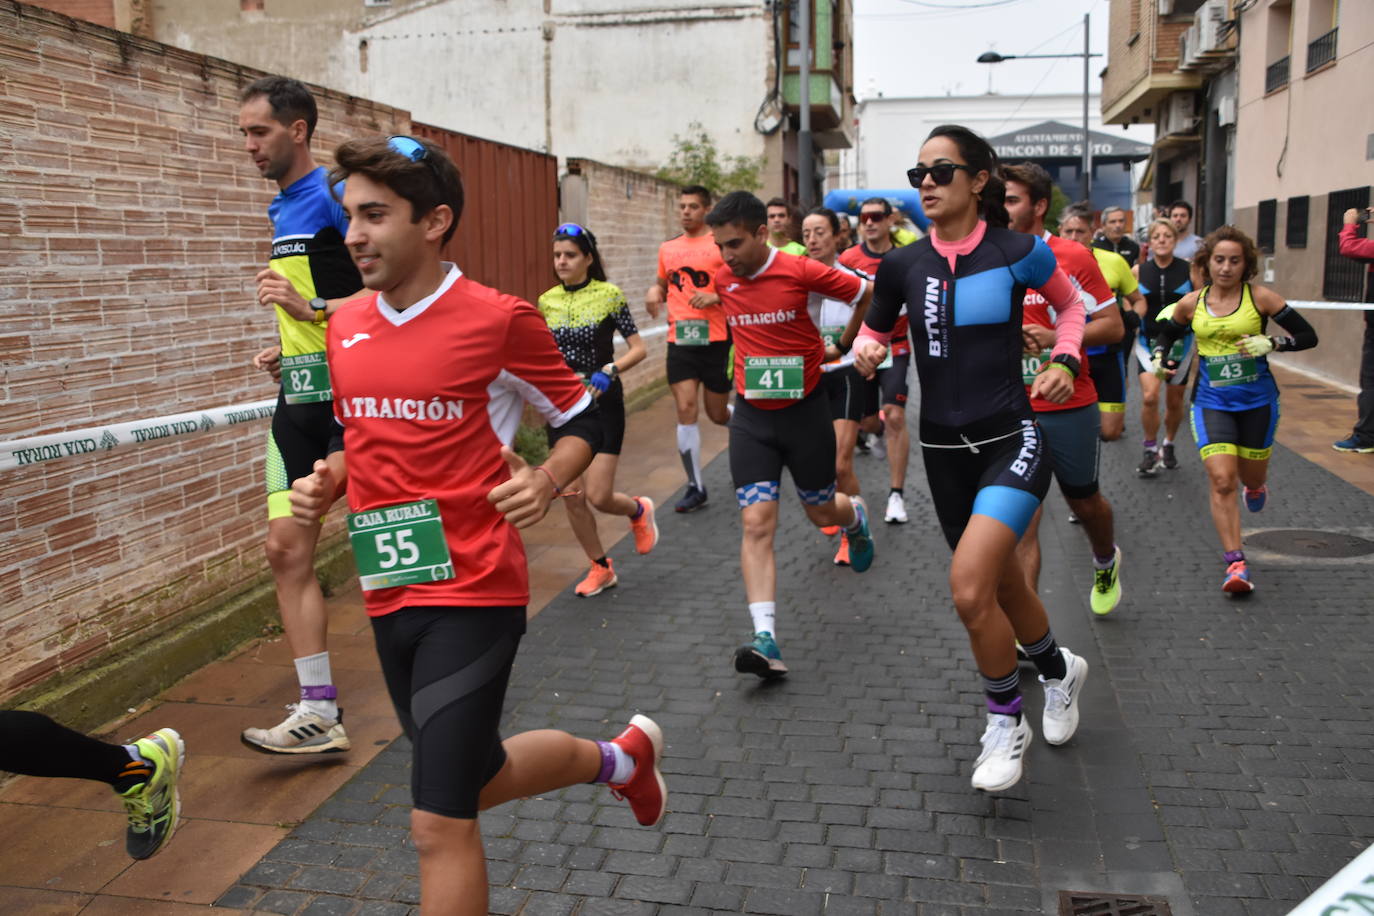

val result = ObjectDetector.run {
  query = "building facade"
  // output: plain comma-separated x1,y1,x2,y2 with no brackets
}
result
30,0,854,206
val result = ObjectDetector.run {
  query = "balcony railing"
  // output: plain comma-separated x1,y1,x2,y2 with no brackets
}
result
1306,28,1337,73
1265,55,1289,93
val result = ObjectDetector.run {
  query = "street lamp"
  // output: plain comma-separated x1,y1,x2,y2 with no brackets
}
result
978,14,1102,203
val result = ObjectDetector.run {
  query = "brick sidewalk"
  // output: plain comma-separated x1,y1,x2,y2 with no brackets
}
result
3,374,1373,915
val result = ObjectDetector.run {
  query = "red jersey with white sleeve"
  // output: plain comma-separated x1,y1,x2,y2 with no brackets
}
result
1022,232,1111,413
839,242,910,355
327,264,593,617
716,249,866,410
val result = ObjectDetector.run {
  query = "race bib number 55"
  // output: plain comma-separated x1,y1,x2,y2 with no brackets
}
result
348,499,455,591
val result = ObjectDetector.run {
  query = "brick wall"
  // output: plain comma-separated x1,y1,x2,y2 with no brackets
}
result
560,159,680,403
0,1,410,701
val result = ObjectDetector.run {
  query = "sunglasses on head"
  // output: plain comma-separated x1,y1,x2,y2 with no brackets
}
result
387,135,428,163
906,162,975,188
553,222,586,238
858,211,888,224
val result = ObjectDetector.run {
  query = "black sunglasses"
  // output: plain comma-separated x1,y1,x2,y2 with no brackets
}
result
906,162,975,188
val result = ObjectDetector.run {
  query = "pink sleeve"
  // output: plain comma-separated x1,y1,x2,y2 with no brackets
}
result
1339,224,1374,261
1039,267,1085,359
854,322,892,351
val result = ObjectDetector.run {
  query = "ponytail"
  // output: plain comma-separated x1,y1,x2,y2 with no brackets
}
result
925,124,1009,229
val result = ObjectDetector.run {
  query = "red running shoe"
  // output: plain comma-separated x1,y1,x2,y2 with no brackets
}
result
609,714,666,826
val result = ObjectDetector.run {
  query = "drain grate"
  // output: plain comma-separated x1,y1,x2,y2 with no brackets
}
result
1059,890,1173,916
1246,528,1374,558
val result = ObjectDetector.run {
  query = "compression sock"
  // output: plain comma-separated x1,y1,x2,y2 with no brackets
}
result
295,652,339,720
0,710,136,785
1023,630,1067,681
748,601,776,638
592,740,635,784
983,669,1022,722
677,423,703,491
1224,550,1245,565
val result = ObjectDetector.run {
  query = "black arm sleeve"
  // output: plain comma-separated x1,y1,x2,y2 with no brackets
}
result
866,254,904,336
1270,305,1318,352
327,418,345,455
550,401,603,454
1151,317,1190,361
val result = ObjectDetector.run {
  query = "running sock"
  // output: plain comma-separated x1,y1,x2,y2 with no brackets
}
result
1142,438,1157,450
1162,437,1173,447
677,423,703,490
1023,630,1067,681
889,487,904,498
592,740,636,784
1093,546,1118,568
0,710,138,786
294,652,339,720
1224,549,1245,565
593,555,610,568
749,601,776,638
727,403,735,419
844,500,864,534
629,499,645,520
983,669,1022,722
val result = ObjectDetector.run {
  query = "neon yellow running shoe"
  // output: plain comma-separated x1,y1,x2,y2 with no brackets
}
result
120,727,184,860
1090,545,1123,616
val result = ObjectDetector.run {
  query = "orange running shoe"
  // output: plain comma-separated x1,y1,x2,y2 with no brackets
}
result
833,532,850,566
820,525,841,537
629,497,658,554
575,560,618,597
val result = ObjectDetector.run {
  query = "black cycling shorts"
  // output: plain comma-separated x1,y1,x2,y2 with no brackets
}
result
877,353,911,408
824,368,866,423
371,605,527,819
1088,350,1126,411
666,341,732,394
1191,400,1279,461
1034,403,1101,499
920,416,1052,550
266,388,338,520
549,387,625,456
729,388,837,508
862,375,881,418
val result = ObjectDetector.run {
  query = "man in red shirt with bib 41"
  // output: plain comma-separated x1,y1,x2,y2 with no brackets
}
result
706,191,878,680
288,136,666,916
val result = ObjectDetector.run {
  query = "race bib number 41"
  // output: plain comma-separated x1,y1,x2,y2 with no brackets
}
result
674,319,709,346
348,499,455,591
282,351,332,404
744,356,804,399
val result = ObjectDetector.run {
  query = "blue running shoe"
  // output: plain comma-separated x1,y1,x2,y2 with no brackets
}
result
1333,436,1374,454
1243,485,1267,513
734,632,788,679
1222,560,1254,595
847,496,875,573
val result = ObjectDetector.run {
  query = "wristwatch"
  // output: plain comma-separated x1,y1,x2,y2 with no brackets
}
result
310,297,327,324
1048,353,1080,378
600,362,619,379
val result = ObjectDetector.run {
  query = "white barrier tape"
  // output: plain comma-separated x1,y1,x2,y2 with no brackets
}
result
0,398,277,472
1286,839,1374,914
1287,300,1373,311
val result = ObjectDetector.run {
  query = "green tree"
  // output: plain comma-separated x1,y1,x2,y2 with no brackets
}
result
1044,184,1072,235
655,122,764,196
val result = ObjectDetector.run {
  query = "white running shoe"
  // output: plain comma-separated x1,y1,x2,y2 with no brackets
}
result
241,705,351,755
971,713,1032,792
867,432,888,460
884,491,908,524
1039,647,1089,746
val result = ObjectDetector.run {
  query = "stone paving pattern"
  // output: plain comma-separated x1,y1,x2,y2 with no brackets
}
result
219,391,1374,915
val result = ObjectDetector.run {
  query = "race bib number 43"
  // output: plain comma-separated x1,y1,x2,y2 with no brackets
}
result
744,356,804,399
348,499,455,591
1205,352,1258,387
674,319,709,346
282,351,332,404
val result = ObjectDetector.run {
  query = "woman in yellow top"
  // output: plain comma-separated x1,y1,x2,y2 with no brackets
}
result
538,224,656,597
1149,226,1318,595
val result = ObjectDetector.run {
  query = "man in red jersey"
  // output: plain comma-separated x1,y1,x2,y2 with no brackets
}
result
288,136,665,916
646,185,731,513
840,197,913,524
1002,163,1125,617
705,191,877,681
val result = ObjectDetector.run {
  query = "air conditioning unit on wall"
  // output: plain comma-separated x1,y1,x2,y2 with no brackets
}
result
1163,93,1198,136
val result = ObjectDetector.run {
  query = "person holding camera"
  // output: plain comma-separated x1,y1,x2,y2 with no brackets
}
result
1333,206,1374,453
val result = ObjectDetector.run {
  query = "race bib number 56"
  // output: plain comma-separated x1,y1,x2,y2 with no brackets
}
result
348,499,455,591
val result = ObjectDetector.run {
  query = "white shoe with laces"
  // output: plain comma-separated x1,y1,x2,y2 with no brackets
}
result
1039,647,1089,746
241,704,351,754
867,432,887,460
884,491,908,524
971,713,1032,792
